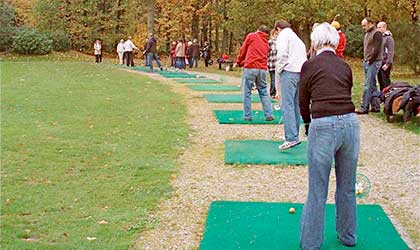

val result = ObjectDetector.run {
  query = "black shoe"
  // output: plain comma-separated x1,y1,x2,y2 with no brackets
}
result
369,109,380,113
266,116,275,121
160,67,163,71
244,117,252,121
355,110,368,115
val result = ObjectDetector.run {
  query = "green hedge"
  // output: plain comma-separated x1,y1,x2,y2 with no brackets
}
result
12,27,53,54
50,30,71,51
344,24,364,58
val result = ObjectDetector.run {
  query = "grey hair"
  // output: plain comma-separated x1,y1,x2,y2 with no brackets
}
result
310,22,339,50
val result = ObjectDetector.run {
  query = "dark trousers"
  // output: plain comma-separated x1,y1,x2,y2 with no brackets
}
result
378,64,392,91
269,70,276,97
95,54,102,63
126,51,134,67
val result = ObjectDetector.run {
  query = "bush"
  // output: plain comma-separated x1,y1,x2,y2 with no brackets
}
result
0,1,17,51
49,30,71,51
391,22,420,75
344,24,364,58
12,27,53,54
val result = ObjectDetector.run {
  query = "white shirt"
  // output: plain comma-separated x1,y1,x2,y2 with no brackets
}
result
117,42,125,53
275,28,307,73
94,43,101,55
124,39,138,52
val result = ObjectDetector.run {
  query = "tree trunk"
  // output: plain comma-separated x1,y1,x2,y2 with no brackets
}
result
147,0,155,34
215,23,219,53
228,32,233,55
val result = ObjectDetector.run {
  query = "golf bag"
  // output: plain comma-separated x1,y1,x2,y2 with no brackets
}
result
382,82,419,122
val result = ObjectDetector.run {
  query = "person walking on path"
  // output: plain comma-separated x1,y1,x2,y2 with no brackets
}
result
124,36,139,67
235,25,274,122
268,29,279,98
145,33,163,71
299,22,360,250
116,39,125,65
94,39,102,63
331,21,347,58
377,21,395,90
356,17,384,114
274,20,307,150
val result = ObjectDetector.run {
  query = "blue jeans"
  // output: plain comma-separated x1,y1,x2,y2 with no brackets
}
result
147,52,162,70
300,113,360,250
190,56,198,68
269,70,276,97
242,68,273,118
175,57,186,69
279,70,301,142
361,61,381,112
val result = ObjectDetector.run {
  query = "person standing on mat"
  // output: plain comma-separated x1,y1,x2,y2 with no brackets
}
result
299,23,360,250
274,20,307,150
234,25,274,122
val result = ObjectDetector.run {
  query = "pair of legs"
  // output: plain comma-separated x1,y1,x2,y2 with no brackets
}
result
360,61,382,112
147,53,162,71
300,113,360,250
241,68,273,120
95,54,102,63
125,51,134,67
279,70,301,143
190,56,198,68
117,52,124,64
269,70,276,97
175,57,186,69
378,63,392,91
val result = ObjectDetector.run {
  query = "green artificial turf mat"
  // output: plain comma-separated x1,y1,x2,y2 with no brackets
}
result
225,140,307,165
159,72,197,78
214,110,283,124
204,94,276,103
188,85,241,91
174,78,220,83
200,201,408,250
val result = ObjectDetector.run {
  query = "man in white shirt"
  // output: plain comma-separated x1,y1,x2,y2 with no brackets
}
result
124,36,138,67
274,20,307,150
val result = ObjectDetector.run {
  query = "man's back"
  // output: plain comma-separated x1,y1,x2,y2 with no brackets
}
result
236,31,269,70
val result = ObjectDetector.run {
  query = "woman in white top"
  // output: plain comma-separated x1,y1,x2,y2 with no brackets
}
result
116,39,125,65
94,39,102,63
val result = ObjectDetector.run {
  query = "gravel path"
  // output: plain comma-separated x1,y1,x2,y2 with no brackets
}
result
130,70,420,250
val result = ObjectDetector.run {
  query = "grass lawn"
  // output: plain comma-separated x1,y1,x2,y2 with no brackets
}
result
183,57,419,134
1,56,189,249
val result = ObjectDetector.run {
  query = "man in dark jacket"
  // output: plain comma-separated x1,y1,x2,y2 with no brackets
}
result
190,39,200,68
145,33,163,71
235,25,274,121
356,17,384,114
377,21,395,90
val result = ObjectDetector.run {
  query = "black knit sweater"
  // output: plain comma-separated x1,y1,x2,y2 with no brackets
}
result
299,51,355,124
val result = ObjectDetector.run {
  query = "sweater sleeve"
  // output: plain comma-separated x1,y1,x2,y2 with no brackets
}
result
369,31,383,62
236,34,251,66
385,36,395,65
299,62,312,124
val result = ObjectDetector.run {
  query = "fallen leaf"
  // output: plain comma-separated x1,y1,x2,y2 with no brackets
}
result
86,236,96,241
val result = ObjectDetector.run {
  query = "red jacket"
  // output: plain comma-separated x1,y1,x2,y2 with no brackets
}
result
236,31,269,70
336,31,346,59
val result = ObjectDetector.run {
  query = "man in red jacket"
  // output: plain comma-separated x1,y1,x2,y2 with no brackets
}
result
235,25,274,121
331,21,346,59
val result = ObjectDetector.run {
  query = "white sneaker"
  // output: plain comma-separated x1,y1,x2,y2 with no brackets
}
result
278,140,301,150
